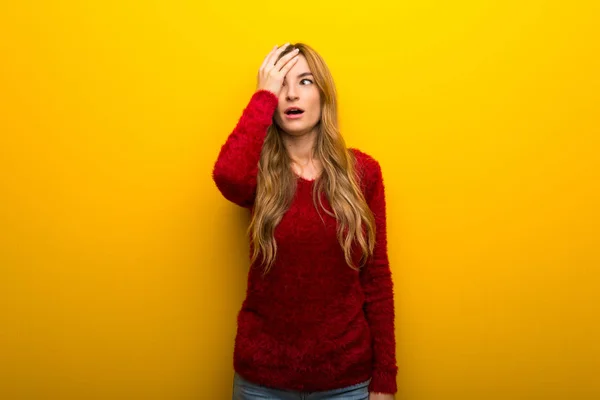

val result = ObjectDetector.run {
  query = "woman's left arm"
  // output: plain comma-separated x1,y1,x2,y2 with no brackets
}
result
359,157,398,398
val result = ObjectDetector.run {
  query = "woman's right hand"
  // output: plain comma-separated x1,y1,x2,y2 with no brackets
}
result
256,43,300,97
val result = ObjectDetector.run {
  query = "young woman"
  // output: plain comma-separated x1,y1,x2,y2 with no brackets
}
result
213,43,397,400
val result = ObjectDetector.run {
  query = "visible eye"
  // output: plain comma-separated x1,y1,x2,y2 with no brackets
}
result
282,78,313,87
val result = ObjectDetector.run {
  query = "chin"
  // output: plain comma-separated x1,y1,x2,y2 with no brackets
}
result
286,124,318,135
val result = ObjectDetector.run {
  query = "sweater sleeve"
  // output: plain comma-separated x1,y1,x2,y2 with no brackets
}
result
359,158,398,394
212,90,278,208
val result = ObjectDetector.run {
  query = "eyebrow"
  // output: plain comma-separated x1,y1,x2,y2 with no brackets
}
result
297,72,313,78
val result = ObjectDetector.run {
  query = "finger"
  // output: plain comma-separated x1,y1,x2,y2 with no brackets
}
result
279,54,300,76
264,43,291,70
274,49,300,72
260,45,279,71
276,48,300,69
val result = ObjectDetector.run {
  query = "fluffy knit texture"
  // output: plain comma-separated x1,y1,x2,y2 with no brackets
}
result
213,90,398,394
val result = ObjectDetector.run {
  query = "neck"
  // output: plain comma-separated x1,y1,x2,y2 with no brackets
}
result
281,129,318,164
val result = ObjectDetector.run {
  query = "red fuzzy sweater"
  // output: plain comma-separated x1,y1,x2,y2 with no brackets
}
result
212,90,398,394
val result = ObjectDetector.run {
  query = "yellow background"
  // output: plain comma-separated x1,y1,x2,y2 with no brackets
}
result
1,1,599,399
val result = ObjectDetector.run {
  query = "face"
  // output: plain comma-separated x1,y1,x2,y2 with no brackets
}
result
273,54,322,136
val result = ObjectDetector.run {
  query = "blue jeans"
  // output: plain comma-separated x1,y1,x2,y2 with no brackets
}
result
232,372,371,400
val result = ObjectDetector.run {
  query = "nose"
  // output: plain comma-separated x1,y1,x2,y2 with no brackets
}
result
284,83,299,101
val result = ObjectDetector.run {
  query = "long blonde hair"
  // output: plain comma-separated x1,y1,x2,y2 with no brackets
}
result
249,43,376,275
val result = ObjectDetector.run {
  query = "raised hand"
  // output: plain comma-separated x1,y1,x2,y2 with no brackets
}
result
256,43,300,97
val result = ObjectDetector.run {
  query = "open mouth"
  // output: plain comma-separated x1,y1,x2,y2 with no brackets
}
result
285,107,305,115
